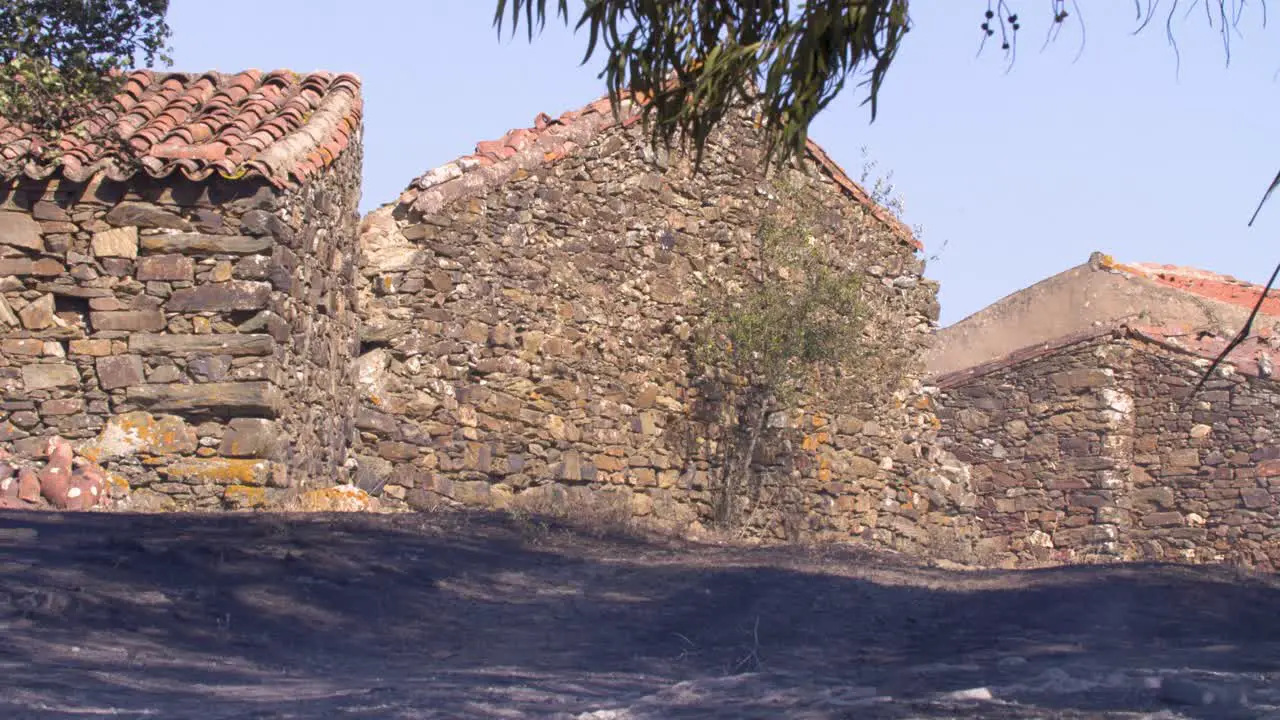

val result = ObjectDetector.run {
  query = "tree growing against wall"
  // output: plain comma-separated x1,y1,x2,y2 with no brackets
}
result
0,0,171,136
691,177,875,529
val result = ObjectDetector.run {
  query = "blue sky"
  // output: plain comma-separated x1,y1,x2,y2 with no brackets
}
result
165,2,1280,326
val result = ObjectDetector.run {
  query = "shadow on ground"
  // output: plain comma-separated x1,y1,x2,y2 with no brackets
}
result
1,509,1278,719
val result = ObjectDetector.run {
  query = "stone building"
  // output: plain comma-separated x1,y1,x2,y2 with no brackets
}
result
353,94,979,548
0,69,363,509
933,254,1280,569
926,251,1280,377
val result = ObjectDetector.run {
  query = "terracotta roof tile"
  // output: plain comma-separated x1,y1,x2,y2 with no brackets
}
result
0,69,362,189
1098,255,1280,318
400,93,921,251
1127,324,1280,378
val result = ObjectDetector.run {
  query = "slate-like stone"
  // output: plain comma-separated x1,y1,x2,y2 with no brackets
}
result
234,255,271,280
95,354,146,390
240,210,294,241
0,211,44,252
426,269,453,294
0,258,64,276
166,281,271,312
129,333,275,356
140,233,272,255
219,418,279,458
127,381,280,417
0,296,18,327
105,202,193,231
22,363,80,390
136,254,194,282
91,310,166,332
31,201,70,222
187,355,231,382
91,227,139,258
17,294,55,330
1241,488,1272,509
37,283,113,298
80,411,197,463
160,458,272,486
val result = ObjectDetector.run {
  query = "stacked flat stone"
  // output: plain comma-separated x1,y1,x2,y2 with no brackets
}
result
0,133,363,509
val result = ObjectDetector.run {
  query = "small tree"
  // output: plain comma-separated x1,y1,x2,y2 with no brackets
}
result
0,0,172,135
693,177,870,528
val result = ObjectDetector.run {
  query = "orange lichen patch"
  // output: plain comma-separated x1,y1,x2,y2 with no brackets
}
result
106,471,130,493
224,485,268,508
289,485,379,512
160,458,271,486
79,412,196,463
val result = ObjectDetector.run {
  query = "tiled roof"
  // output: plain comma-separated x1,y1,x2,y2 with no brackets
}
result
399,94,921,250
1098,255,1280,318
0,69,362,188
1128,324,1280,379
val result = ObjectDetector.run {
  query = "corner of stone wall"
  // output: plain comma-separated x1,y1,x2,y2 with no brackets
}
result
0,147,362,511
934,336,1137,566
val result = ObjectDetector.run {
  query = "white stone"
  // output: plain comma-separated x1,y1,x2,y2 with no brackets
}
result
91,226,138,258
353,348,391,399
942,687,994,701
1027,530,1054,548
0,295,18,326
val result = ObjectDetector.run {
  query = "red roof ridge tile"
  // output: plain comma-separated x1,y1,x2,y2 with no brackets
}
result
399,92,920,251
1094,254,1280,319
0,69,362,189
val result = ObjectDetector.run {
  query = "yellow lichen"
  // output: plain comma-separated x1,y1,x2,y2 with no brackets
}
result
289,485,378,512
161,458,271,486
224,485,268,508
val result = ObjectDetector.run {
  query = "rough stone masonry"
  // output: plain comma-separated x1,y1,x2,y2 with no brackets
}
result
351,101,980,554
935,325,1280,571
0,70,363,511
0,71,983,559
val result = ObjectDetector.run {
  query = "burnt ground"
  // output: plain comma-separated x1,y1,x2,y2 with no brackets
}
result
2,510,1280,719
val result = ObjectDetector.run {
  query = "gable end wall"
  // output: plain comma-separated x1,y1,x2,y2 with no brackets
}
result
938,333,1280,569
351,112,980,552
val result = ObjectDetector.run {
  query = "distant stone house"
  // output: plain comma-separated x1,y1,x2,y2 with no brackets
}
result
353,94,979,548
0,69,363,509
932,254,1280,569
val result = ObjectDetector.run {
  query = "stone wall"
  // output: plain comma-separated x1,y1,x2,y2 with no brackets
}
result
353,111,979,553
1129,347,1280,568
934,332,1133,563
0,133,362,510
935,329,1280,570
